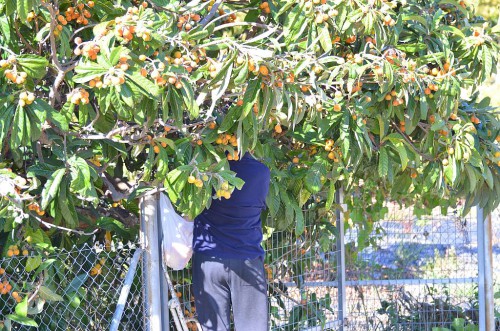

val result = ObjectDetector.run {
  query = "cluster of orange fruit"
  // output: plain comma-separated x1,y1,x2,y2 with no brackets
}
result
274,123,283,133
314,11,332,24
324,139,342,161
383,14,396,26
226,150,240,161
74,41,100,60
64,2,93,26
399,120,406,133
114,5,151,42
174,290,197,330
18,91,35,107
215,182,232,199
164,50,200,73
102,68,127,87
423,83,439,97
384,90,404,106
5,245,27,257
177,13,201,31
470,114,481,125
4,69,27,85
27,11,36,22
188,175,207,188
89,155,102,167
28,203,46,216
215,133,238,146
69,88,90,105
220,9,237,24
0,279,21,302
1,56,27,85
90,258,106,276
259,2,271,14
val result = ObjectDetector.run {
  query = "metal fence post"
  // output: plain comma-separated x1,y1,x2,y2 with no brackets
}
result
484,212,495,331
156,194,170,330
336,188,347,329
140,192,163,331
110,248,143,331
477,206,486,331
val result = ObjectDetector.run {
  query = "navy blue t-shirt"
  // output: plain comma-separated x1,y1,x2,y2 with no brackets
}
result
193,153,270,259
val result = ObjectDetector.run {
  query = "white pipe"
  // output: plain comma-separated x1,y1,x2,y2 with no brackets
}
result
484,213,495,331
477,206,486,331
110,248,143,331
141,193,163,331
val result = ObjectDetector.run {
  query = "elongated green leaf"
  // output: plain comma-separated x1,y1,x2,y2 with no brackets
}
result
6,314,38,327
180,80,199,118
126,72,159,98
305,162,326,193
41,168,66,210
39,286,64,302
378,147,388,178
317,24,332,53
17,54,47,79
15,295,28,317
25,255,42,272
239,79,261,120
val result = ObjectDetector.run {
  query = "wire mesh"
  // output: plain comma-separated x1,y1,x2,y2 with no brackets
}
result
0,242,143,331
166,213,342,331
1,203,492,330
344,203,480,331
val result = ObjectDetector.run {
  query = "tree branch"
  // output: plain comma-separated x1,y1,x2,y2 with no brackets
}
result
392,121,435,162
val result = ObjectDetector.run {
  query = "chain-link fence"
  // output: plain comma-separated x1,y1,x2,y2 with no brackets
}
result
0,242,143,330
1,203,494,330
344,204,482,330
167,208,343,331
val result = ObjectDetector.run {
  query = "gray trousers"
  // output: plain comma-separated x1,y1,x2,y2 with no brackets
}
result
192,253,268,331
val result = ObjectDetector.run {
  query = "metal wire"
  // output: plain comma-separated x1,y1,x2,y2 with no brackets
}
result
0,242,143,331
0,203,493,330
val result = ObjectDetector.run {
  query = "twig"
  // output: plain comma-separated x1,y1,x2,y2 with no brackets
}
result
70,23,98,41
268,281,301,306
33,213,99,235
28,278,43,304
213,21,271,33
14,21,37,53
200,0,224,26
392,121,435,161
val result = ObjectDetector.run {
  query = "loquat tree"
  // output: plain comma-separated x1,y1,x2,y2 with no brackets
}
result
0,0,499,325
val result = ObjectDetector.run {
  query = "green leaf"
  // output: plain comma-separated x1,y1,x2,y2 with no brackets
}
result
111,88,130,119
39,286,64,302
401,14,428,28
239,79,261,120
96,217,132,240
317,24,332,53
17,54,47,79
25,255,42,272
6,315,38,327
180,80,199,118
305,162,326,193
15,295,28,317
126,72,159,98
73,61,109,83
40,168,66,211
11,106,27,150
394,143,408,171
32,99,69,131
58,179,79,228
294,204,304,236
378,147,388,178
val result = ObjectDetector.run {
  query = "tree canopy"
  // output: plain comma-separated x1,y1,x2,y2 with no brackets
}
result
0,0,499,251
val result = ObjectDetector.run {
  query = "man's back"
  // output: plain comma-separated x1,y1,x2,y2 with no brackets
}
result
192,152,270,259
